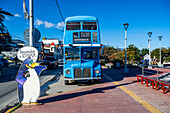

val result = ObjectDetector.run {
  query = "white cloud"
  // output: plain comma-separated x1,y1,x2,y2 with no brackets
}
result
34,18,64,29
44,21,55,28
14,14,21,17
56,21,65,29
35,19,43,26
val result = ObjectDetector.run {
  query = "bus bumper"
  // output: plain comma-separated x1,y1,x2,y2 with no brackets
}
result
64,77,101,80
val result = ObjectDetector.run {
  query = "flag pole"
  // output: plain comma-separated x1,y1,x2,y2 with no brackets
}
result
29,0,34,47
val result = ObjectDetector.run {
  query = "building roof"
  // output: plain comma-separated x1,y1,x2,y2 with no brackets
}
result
12,39,26,44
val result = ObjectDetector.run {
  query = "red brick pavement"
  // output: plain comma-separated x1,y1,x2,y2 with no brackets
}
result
13,82,150,113
11,67,170,113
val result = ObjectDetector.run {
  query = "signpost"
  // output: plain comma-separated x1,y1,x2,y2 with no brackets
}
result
24,28,41,44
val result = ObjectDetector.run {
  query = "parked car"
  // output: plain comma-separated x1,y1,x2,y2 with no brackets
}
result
58,58,63,62
0,59,9,67
0,68,3,78
40,56,59,69
0,60,4,67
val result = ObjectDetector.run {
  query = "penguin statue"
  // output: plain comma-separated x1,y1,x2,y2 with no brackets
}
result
16,58,46,105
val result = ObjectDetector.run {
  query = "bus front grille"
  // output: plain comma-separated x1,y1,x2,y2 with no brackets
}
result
83,68,91,78
74,69,82,78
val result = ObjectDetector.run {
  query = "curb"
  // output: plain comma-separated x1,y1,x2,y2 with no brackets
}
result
4,72,58,113
5,103,22,113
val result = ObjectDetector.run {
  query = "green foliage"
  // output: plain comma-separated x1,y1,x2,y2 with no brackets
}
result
127,44,140,61
0,8,13,26
101,44,170,64
151,47,170,62
101,44,140,63
151,48,159,59
140,48,149,57
162,47,170,62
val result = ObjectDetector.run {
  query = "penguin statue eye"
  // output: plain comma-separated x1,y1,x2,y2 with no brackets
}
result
29,60,33,66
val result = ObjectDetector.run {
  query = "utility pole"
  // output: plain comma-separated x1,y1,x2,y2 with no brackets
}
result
29,0,34,47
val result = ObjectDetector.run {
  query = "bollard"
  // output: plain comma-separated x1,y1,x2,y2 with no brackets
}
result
157,66,159,81
142,65,144,75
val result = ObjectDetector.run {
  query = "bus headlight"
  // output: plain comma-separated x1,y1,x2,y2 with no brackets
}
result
66,70,70,74
95,69,99,74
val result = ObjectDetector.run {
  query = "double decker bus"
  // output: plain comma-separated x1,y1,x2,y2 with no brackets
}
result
63,16,102,85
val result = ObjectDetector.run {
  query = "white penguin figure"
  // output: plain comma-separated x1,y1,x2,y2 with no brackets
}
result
21,60,46,105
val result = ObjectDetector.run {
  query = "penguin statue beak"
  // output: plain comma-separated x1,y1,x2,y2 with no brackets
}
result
26,63,39,69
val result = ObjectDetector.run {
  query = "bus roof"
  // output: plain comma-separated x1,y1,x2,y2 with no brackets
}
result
65,16,97,22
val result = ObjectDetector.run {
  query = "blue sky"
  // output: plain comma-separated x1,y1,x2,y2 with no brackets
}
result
1,0,170,50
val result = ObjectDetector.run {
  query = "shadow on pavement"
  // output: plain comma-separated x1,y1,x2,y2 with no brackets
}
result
102,66,165,81
40,68,63,97
0,65,20,83
39,80,136,104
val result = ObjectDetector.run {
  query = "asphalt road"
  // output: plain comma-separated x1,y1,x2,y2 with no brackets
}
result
0,63,62,112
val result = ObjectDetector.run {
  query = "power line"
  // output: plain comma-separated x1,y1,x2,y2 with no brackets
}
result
55,0,64,22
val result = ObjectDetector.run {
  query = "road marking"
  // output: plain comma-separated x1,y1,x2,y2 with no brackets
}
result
103,74,161,113
5,103,22,113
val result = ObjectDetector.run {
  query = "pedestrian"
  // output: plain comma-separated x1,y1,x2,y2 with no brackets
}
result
15,56,18,65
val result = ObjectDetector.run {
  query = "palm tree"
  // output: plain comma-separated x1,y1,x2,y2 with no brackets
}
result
0,8,13,26
0,8,13,33
0,8,13,52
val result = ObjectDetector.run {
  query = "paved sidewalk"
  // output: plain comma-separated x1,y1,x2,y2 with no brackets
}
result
8,67,170,113
13,82,150,113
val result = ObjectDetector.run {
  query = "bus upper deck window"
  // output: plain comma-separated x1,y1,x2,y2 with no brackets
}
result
83,22,97,30
66,22,81,30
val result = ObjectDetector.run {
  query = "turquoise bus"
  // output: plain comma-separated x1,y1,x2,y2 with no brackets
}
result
63,16,102,85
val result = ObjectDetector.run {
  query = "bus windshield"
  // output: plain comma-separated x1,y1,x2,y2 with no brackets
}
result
83,50,98,59
65,48,80,61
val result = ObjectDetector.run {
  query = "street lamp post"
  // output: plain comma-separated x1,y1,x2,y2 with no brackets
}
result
158,36,162,66
148,32,152,68
123,23,129,73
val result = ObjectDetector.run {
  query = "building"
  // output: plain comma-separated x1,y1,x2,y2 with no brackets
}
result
41,39,62,59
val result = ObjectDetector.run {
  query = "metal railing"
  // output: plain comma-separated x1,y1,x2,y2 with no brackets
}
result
141,65,170,81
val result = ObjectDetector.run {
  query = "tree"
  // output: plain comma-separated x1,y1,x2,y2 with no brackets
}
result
0,8,13,26
127,44,140,62
0,8,13,33
140,48,149,57
151,47,170,63
151,48,160,62
162,47,170,62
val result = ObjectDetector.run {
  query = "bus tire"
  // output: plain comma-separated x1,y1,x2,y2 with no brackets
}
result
65,80,69,85
97,79,102,83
